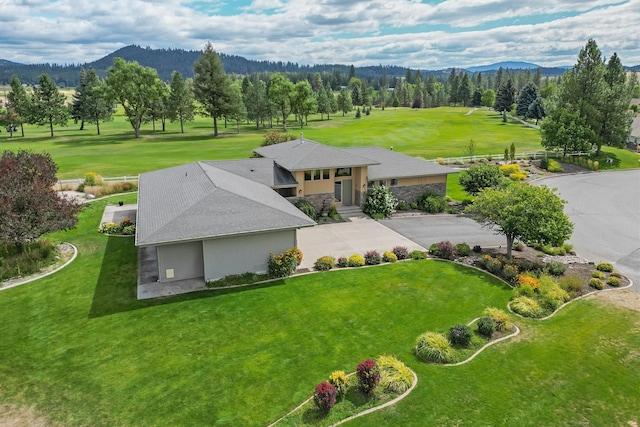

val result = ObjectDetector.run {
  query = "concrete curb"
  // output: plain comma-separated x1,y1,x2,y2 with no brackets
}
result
0,243,78,291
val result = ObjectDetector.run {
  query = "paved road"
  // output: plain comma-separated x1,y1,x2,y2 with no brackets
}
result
534,170,640,292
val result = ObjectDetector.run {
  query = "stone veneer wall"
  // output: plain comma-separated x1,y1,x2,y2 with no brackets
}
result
389,183,447,203
287,193,335,212
354,190,364,206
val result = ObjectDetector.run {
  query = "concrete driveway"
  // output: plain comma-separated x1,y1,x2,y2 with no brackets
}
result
297,217,426,270
533,170,640,292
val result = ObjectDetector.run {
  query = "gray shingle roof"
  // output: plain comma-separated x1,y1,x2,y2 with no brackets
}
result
135,162,315,247
254,138,379,170
343,146,457,180
208,158,298,188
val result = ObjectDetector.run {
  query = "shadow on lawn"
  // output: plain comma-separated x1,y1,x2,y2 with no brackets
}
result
88,236,286,318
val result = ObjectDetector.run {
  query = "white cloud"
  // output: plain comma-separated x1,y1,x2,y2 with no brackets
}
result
0,0,638,69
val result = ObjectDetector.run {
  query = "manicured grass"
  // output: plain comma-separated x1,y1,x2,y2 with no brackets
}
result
0,107,543,178
1,196,639,426
446,172,472,202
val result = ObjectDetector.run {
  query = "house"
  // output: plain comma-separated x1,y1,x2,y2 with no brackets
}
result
136,138,455,287
629,115,640,151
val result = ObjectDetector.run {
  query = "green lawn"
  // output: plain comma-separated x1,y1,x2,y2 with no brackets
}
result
1,197,638,426
0,107,543,179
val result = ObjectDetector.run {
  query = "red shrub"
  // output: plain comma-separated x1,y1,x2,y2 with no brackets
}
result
313,381,337,414
356,358,380,396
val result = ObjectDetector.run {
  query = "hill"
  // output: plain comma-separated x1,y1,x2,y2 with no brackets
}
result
466,61,542,72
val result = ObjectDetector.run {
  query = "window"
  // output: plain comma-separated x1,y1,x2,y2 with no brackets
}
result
390,178,398,186
304,171,312,181
378,180,386,187
322,169,330,179
367,181,374,188
314,169,321,180
335,167,352,177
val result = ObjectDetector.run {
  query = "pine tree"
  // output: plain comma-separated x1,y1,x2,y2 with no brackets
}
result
495,79,516,121
31,74,69,138
6,75,31,137
516,82,538,117
167,71,195,133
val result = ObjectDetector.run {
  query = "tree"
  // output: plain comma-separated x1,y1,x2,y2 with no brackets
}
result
267,73,294,131
0,106,20,138
193,42,235,137
471,89,482,107
457,73,473,107
30,74,69,138
144,84,169,132
458,164,505,195
167,71,195,134
541,106,594,155
495,79,516,120
244,79,269,129
481,89,495,107
0,150,82,254
337,88,353,117
527,97,545,124
516,82,538,117
465,182,573,258
82,67,113,135
598,53,633,152
6,75,30,137
292,80,316,127
104,58,165,138
225,82,247,133
71,68,89,130
316,84,330,120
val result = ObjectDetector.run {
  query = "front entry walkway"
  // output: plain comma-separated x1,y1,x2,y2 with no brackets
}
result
297,217,426,270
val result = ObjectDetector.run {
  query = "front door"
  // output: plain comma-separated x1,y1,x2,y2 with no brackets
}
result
342,179,352,205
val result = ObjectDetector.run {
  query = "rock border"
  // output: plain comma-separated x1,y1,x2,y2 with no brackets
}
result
0,242,78,291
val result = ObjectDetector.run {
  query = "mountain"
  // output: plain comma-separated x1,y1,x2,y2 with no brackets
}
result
466,61,542,73
0,59,24,66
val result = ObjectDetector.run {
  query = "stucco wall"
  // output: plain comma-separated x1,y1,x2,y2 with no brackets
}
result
202,229,296,281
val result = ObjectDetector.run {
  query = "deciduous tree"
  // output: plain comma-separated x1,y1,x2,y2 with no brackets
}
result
458,164,505,196
0,150,82,254
465,182,573,258
267,73,294,131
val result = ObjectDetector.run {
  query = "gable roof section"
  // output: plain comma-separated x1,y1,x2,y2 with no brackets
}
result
343,146,457,180
208,158,297,188
136,161,315,246
254,138,379,171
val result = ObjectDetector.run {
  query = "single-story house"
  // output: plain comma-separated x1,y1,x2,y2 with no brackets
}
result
628,115,640,150
136,138,455,286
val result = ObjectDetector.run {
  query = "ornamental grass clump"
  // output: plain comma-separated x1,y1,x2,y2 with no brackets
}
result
482,307,513,332
511,296,545,318
313,381,337,414
356,358,380,397
589,278,605,290
377,355,413,393
596,262,614,272
607,276,621,287
415,332,454,364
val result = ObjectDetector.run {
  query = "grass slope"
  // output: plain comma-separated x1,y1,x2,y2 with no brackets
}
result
0,107,543,178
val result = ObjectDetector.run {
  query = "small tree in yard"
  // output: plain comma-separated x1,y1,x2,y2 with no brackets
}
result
0,151,82,254
465,182,573,258
458,165,505,195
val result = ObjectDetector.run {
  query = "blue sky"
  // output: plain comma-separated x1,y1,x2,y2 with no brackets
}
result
1,0,638,69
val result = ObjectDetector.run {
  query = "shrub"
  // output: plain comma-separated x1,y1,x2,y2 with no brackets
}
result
363,185,398,217
472,245,482,253
539,157,549,170
295,199,317,220
416,189,446,213
313,381,337,414
476,316,496,338
382,251,397,263
596,262,614,272
397,200,411,210
589,278,604,290
268,247,299,277
482,307,513,332
546,261,566,276
377,355,413,393
415,332,454,363
328,371,349,397
607,276,621,287
558,274,584,293
610,271,622,278
454,242,471,257
314,256,335,271
293,247,304,266
539,295,560,312
516,274,540,290
511,296,544,318
502,265,519,281
499,163,521,176
447,324,472,347
482,255,503,275
410,250,426,260
428,242,440,257
348,254,365,267
515,283,535,297
356,359,380,397
392,246,409,260
120,217,133,228
337,257,348,268
538,274,570,303
364,250,381,265
83,171,101,186
122,225,136,235
547,159,564,172
458,164,504,195
591,270,606,279
509,171,527,181
261,130,297,146
98,222,121,234
436,241,456,260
